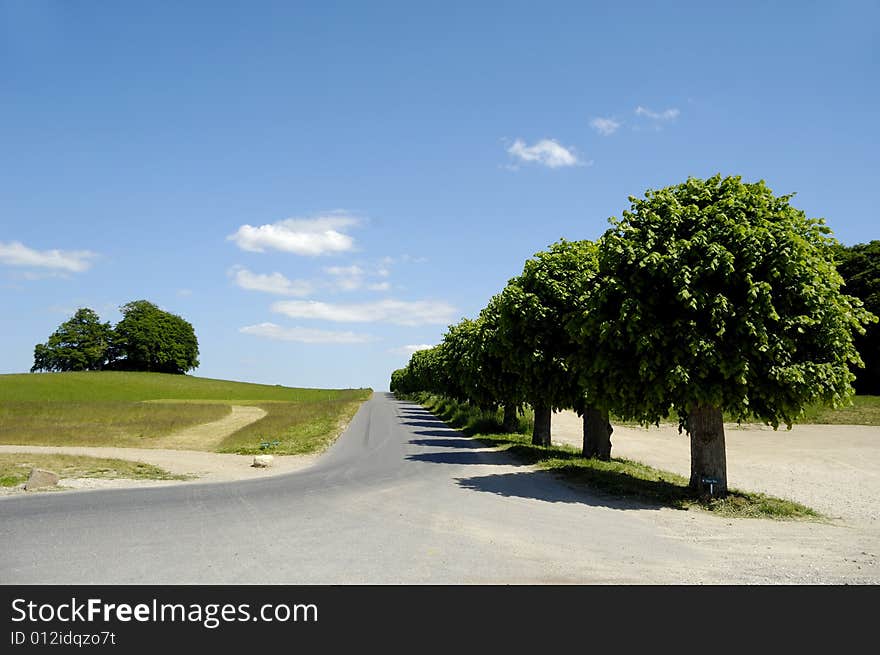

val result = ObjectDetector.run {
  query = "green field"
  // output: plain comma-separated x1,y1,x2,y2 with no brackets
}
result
797,395,880,425
0,372,371,455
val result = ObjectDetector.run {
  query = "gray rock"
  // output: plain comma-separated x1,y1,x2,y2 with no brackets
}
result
25,468,60,490
252,455,273,468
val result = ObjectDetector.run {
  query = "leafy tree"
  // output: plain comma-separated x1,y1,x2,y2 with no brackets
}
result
402,346,445,395
31,308,114,372
469,297,525,432
497,240,599,447
568,175,875,496
390,368,410,394
110,300,199,374
833,241,880,394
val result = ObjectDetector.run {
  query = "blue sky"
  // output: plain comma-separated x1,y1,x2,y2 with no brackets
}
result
2,1,878,391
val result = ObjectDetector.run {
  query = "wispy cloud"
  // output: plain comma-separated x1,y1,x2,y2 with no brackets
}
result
389,344,435,355
271,298,457,326
324,261,395,292
634,106,680,121
507,139,583,169
228,211,359,256
240,322,374,344
324,265,365,291
590,117,621,136
0,241,97,272
177,288,193,297
230,266,313,296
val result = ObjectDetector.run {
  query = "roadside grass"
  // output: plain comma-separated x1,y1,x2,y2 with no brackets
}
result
0,372,372,454
217,398,367,455
411,393,821,521
0,453,188,487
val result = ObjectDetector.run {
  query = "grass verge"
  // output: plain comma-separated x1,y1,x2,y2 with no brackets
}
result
410,393,822,521
0,453,189,487
217,398,367,455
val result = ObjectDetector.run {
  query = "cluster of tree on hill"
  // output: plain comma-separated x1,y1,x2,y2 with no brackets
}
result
31,300,199,375
391,175,878,497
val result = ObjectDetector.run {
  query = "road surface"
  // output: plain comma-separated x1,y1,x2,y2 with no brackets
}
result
1,393,876,583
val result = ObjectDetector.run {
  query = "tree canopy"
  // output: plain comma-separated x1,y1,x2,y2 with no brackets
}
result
110,300,200,374
566,174,875,494
567,175,874,431
31,308,113,372
496,239,599,444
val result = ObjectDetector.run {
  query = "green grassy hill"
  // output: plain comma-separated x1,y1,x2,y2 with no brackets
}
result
0,372,372,454
0,371,368,403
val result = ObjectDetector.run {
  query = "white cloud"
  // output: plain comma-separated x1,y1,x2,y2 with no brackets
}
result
400,254,428,264
590,117,621,136
271,298,457,326
230,266,313,296
0,241,97,272
507,139,582,168
240,322,374,344
635,106,680,121
367,282,391,292
390,344,435,355
177,288,193,297
228,211,359,256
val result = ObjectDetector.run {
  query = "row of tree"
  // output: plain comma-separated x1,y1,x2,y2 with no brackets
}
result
391,175,877,497
31,300,199,375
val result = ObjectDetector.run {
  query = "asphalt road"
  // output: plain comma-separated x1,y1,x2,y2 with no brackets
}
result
1,393,875,583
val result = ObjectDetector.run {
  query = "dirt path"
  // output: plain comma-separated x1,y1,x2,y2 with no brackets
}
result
552,410,880,525
153,404,267,450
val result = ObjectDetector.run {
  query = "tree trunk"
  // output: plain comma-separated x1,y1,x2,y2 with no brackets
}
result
532,405,551,446
687,404,727,497
582,406,613,460
502,404,519,433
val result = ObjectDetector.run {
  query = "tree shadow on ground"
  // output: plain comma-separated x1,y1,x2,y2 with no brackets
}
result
398,401,692,512
409,438,485,449
405,450,524,466
400,419,448,428
455,470,673,511
410,428,472,439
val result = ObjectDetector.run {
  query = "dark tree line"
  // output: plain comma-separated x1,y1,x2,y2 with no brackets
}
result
834,241,880,394
392,175,877,498
31,300,199,375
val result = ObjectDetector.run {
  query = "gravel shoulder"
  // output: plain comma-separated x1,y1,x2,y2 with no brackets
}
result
552,410,880,525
